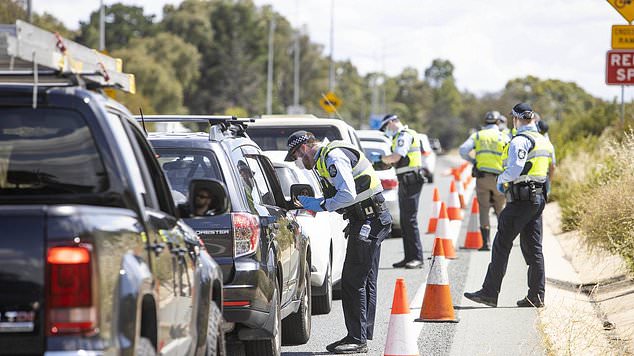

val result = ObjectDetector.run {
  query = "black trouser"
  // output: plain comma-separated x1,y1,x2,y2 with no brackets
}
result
397,177,424,261
341,207,392,343
482,193,546,301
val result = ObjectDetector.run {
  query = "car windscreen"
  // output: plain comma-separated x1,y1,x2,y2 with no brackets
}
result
154,148,223,201
247,125,343,151
0,107,108,196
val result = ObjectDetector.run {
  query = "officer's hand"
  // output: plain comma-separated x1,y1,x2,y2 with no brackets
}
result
298,196,324,212
368,152,382,163
496,183,505,193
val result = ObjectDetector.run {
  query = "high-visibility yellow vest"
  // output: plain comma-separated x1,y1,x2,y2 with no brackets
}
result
391,127,422,174
472,127,508,174
315,141,382,207
502,130,554,184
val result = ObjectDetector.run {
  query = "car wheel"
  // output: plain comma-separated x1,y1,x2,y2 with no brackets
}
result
244,287,281,356
312,257,332,315
206,302,226,356
135,337,156,356
282,259,312,345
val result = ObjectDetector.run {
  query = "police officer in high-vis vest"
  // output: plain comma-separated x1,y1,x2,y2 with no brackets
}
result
464,103,555,309
459,111,510,250
284,130,391,354
373,114,425,269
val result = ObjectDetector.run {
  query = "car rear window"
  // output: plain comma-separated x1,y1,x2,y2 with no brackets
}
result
247,125,343,151
0,107,107,195
154,148,223,201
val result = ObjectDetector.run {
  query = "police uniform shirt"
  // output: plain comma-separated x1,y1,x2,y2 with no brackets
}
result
393,127,414,157
497,123,542,184
458,123,500,165
315,146,358,211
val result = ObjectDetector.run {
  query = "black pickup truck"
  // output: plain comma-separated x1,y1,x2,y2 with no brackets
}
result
0,85,226,355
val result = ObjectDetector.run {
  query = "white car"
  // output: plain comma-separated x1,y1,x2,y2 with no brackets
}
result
356,130,401,234
264,151,347,315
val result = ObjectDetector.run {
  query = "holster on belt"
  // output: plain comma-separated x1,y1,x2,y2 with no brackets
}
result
339,194,385,221
505,182,543,203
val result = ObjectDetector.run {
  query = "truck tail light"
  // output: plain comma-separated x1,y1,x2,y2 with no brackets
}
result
381,178,398,190
46,245,97,335
232,213,260,258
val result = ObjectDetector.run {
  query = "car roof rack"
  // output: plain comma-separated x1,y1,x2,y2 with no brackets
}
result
134,115,256,141
0,20,136,107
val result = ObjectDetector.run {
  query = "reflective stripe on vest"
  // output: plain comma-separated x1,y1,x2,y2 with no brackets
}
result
473,128,507,174
502,130,554,184
315,141,382,208
391,128,422,174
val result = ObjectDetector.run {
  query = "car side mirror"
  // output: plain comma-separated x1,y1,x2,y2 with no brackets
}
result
185,179,229,217
288,183,315,209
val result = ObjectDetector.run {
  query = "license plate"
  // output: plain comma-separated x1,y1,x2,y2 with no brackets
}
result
0,311,35,333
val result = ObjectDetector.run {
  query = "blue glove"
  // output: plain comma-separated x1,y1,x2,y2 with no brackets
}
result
369,152,382,163
298,196,324,212
497,183,505,193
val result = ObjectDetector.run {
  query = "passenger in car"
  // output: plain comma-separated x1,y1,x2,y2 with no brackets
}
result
193,187,215,216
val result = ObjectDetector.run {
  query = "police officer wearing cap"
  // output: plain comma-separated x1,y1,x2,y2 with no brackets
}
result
284,130,391,354
464,102,555,308
372,114,425,269
459,111,510,250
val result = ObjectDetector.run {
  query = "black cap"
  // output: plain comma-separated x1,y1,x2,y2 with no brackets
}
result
284,130,314,161
379,114,398,131
536,120,549,134
511,102,534,120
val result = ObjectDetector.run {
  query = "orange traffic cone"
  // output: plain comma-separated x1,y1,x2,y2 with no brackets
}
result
462,197,483,249
455,175,466,209
426,187,441,234
416,238,459,323
384,278,419,356
447,180,463,221
434,202,456,259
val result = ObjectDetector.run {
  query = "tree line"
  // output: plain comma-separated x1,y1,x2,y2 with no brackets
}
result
1,0,630,151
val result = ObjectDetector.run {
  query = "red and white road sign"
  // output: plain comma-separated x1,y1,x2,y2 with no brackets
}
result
606,50,634,85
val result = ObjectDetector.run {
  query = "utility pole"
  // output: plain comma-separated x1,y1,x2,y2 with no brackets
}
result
266,16,276,115
293,0,300,107
328,0,335,92
99,0,106,51
26,0,32,22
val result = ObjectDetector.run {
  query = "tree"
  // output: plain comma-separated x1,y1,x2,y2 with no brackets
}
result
424,59,455,88
77,3,156,50
0,0,25,23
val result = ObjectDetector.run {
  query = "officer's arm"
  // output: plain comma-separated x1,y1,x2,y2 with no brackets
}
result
323,149,357,211
458,135,476,164
497,136,531,184
381,132,412,164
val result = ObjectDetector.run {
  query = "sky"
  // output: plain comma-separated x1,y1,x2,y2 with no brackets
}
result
33,0,634,102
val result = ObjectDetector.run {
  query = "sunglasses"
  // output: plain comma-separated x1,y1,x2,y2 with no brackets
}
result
196,194,211,199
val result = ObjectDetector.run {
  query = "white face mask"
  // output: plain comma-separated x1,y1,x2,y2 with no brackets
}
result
384,128,395,138
294,157,305,170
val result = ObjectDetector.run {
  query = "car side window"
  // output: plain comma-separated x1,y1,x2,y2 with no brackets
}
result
244,155,276,206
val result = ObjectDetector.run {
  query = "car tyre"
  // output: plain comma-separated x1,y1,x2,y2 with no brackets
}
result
135,337,156,356
244,287,281,356
312,257,332,315
206,302,226,356
282,259,312,345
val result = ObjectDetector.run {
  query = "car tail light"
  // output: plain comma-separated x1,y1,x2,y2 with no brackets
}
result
232,212,260,258
381,178,398,190
46,245,97,335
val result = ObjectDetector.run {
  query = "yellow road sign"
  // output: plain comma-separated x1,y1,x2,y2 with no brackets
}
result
613,25,634,48
608,0,634,23
319,92,342,113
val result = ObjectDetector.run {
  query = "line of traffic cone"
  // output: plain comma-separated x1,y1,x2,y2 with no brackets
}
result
434,202,456,259
447,180,463,221
426,187,441,234
384,278,419,356
416,237,459,323
450,169,466,209
462,196,483,249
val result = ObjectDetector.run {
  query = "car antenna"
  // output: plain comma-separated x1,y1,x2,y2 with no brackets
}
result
139,107,148,136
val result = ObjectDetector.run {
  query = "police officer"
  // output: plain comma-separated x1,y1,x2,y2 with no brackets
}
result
284,130,391,354
458,111,510,250
374,114,425,269
498,114,513,139
464,103,555,308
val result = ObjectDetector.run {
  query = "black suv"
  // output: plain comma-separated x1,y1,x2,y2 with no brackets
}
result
0,86,227,355
144,116,312,356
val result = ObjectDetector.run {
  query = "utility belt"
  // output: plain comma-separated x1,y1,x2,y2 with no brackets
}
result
472,166,500,178
339,193,386,221
397,168,426,186
505,182,544,203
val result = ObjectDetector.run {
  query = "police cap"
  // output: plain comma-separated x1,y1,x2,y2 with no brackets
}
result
284,130,315,161
379,114,398,132
511,103,535,120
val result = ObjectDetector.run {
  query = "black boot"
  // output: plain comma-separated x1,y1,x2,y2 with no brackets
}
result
479,227,490,251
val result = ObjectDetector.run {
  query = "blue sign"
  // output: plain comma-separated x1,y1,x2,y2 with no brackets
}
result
369,115,383,130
